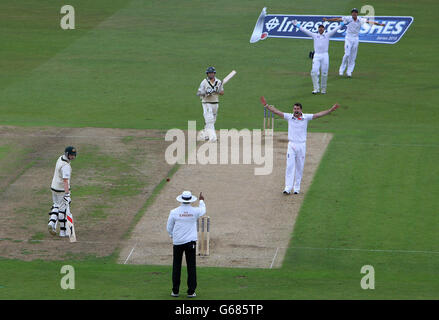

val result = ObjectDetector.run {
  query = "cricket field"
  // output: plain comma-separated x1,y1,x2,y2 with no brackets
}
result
0,0,438,300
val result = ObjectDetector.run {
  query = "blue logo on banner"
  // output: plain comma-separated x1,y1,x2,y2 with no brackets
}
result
250,8,413,44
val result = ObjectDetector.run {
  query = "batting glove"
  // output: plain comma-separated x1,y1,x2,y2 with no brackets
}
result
63,193,71,205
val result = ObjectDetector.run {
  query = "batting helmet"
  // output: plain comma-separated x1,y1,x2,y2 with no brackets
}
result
206,66,216,74
351,8,359,13
65,146,77,158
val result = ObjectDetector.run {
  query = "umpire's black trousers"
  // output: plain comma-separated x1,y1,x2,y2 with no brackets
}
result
172,241,197,294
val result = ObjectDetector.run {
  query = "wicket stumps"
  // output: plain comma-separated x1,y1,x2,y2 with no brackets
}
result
263,107,274,135
197,216,210,256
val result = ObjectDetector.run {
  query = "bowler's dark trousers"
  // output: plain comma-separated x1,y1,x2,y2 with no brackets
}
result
172,241,197,294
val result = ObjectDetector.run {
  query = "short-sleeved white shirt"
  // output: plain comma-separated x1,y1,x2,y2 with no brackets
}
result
197,78,223,103
284,113,314,144
342,16,367,40
51,155,72,192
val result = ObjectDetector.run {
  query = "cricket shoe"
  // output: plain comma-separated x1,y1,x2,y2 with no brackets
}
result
347,73,352,78
283,189,291,195
294,191,300,194
198,131,208,141
312,90,319,94
59,230,67,237
171,291,179,297
321,90,326,94
339,72,344,76
187,292,197,298
48,222,56,236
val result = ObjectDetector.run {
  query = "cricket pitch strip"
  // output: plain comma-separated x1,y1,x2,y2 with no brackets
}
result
120,132,332,269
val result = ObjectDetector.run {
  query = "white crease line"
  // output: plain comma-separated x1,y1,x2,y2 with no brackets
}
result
332,141,439,148
270,247,279,269
0,134,137,139
0,238,118,244
290,246,439,255
4,238,439,257
124,243,137,264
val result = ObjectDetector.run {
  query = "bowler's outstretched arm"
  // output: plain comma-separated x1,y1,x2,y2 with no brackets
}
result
265,105,284,118
312,104,340,119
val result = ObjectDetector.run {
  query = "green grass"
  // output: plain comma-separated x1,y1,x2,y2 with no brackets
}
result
121,136,134,144
122,163,180,240
0,145,32,178
73,145,145,198
1,252,438,299
0,0,438,299
0,145,11,160
69,146,147,225
29,232,45,244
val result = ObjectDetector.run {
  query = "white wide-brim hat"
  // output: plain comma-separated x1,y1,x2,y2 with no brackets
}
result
176,190,197,203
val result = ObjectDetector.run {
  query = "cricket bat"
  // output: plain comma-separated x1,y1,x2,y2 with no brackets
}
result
261,96,268,134
222,70,236,85
66,204,77,243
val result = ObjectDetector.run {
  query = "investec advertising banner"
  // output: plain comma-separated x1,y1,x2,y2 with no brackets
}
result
250,8,414,44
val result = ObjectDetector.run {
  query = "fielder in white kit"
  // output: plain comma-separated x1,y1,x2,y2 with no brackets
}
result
263,102,340,194
324,8,384,77
196,66,224,142
292,20,344,94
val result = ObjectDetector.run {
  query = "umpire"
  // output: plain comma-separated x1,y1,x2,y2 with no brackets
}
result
167,191,206,298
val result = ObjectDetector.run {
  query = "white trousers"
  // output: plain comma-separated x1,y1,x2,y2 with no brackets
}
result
201,103,218,141
49,191,66,231
339,37,359,75
285,142,306,193
311,52,329,91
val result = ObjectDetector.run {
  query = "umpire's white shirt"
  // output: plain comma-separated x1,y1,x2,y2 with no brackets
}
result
167,201,206,245
284,113,314,144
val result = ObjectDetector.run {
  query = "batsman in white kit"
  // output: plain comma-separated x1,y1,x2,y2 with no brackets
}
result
47,146,77,241
292,20,344,94
261,99,339,194
324,8,385,77
196,66,224,142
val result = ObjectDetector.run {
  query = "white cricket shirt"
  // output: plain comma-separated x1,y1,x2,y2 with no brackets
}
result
167,200,206,245
299,24,342,54
284,113,314,144
342,16,367,40
197,78,223,103
51,155,71,192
